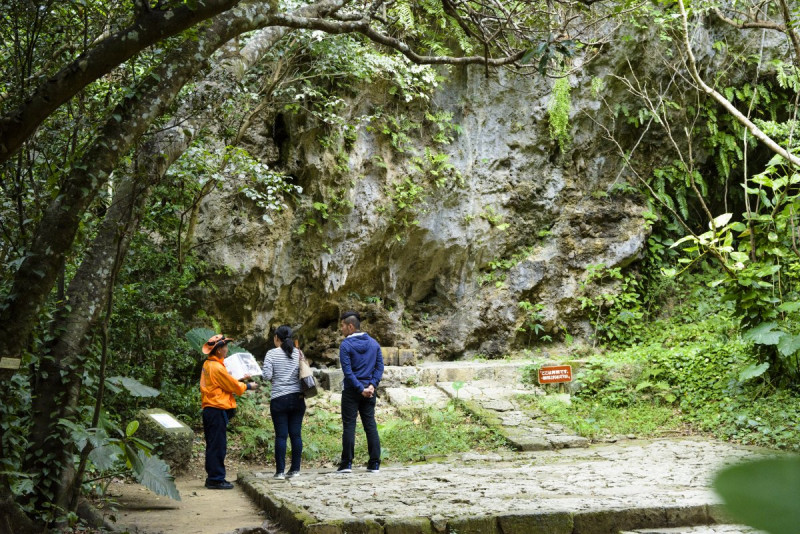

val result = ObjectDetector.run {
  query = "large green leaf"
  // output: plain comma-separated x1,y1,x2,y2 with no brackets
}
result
738,362,769,382
713,457,800,533
185,327,246,354
777,301,800,313
89,444,122,472
742,322,784,346
134,451,181,501
186,327,216,353
107,376,160,397
777,333,800,357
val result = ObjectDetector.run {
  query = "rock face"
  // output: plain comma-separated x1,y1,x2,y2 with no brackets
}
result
192,36,688,361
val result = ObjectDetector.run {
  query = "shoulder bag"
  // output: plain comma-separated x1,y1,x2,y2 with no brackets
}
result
297,349,318,398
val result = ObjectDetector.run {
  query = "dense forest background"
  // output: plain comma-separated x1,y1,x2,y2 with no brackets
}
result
2,0,800,532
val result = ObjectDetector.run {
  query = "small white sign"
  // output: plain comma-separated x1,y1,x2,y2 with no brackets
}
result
149,413,183,429
0,357,21,370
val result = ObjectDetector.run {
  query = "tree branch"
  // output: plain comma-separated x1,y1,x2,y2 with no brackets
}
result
713,7,786,31
679,0,800,168
266,13,527,65
0,0,244,165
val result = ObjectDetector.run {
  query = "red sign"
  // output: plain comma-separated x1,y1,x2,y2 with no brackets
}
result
538,365,572,384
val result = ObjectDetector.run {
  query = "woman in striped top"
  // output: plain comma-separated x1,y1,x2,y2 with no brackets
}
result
262,325,306,479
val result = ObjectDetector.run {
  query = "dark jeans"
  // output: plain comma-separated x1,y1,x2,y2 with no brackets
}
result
203,407,233,483
341,388,381,466
270,393,306,473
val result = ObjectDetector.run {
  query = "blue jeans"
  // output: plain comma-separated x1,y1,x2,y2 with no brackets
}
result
341,388,381,466
270,393,306,473
203,407,232,483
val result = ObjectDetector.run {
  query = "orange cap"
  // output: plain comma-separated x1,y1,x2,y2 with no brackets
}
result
202,334,233,355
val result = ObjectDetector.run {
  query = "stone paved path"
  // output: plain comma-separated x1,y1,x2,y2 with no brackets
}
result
269,361,772,533
239,438,768,534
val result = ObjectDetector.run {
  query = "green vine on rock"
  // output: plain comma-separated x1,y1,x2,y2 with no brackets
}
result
548,76,572,152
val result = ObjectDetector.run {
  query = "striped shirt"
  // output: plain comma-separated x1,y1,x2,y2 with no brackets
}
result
262,347,302,400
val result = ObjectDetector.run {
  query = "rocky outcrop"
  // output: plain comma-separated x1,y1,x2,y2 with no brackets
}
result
190,20,774,360
194,56,653,360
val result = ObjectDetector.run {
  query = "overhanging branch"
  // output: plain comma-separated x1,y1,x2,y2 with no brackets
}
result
266,13,527,65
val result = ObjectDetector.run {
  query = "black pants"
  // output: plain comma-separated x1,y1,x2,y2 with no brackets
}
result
340,388,381,466
270,393,306,473
203,407,232,483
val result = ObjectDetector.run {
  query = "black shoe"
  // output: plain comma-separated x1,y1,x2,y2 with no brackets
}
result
205,480,234,489
367,461,380,473
336,463,352,473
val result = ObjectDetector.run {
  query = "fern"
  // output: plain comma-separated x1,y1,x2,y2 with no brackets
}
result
393,0,415,31
677,192,689,220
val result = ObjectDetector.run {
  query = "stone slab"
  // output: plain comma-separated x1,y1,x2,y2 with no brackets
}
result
398,349,417,366
622,527,765,534
238,439,771,534
135,408,193,474
384,386,451,409
317,368,344,391
383,347,400,366
547,434,591,449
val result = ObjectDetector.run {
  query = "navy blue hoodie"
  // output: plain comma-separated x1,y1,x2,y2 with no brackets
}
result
339,332,384,391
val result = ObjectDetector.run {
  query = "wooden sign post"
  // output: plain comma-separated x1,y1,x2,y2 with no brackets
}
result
538,365,572,384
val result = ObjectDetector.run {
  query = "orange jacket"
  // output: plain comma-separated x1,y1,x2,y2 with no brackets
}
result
200,356,247,410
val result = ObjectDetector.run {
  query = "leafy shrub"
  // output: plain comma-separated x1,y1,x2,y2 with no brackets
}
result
557,306,800,450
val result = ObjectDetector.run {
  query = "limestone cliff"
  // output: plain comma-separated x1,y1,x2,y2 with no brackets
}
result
193,22,770,361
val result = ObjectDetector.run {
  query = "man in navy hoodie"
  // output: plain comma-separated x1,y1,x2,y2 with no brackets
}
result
337,310,384,473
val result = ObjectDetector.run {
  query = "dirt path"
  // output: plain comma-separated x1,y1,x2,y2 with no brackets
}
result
107,456,285,534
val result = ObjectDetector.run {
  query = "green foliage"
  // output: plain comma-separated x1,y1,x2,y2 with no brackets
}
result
578,264,644,345
479,206,509,231
517,301,552,344
105,376,161,398
0,373,33,511
382,178,425,237
479,245,536,288
62,416,180,501
667,157,800,385
548,77,572,152
558,296,800,450
713,456,800,534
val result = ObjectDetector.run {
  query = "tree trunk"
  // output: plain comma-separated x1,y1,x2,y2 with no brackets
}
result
25,167,154,517
6,0,345,520
19,4,277,517
0,2,274,366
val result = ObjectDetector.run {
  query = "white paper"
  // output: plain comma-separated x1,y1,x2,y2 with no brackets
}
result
224,352,261,380
149,413,183,429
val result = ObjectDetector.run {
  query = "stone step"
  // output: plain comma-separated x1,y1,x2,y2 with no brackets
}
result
434,380,589,451
622,526,764,534
383,386,451,409
315,360,536,392
238,438,764,534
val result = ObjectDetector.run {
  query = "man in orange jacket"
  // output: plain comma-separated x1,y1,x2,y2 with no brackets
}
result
200,334,259,489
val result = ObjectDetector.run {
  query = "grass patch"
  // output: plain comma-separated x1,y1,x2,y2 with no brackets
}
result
518,302,800,451
516,394,684,439
229,395,510,466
